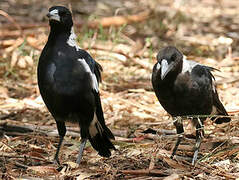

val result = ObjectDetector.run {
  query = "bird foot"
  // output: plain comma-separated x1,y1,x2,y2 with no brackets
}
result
53,157,61,166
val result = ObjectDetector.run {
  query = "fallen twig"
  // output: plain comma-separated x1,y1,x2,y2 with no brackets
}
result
88,10,151,28
0,10,22,34
119,169,168,177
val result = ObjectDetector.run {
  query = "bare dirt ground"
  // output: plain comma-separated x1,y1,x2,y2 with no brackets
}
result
0,0,239,179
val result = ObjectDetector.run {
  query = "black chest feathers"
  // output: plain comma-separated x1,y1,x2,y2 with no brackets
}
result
155,67,213,117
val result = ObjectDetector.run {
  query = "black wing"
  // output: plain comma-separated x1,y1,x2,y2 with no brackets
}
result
80,50,114,139
205,66,231,124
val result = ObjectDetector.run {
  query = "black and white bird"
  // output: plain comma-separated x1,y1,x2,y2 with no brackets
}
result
37,6,115,164
152,46,230,165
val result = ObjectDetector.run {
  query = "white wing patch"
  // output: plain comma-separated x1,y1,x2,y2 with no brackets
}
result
92,74,99,92
78,58,99,92
67,27,80,51
182,56,199,73
89,112,103,138
212,78,216,93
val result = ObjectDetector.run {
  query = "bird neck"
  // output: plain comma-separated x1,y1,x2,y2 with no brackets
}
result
48,26,73,44
160,71,180,87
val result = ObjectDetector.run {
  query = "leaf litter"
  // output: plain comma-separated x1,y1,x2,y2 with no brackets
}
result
0,0,239,179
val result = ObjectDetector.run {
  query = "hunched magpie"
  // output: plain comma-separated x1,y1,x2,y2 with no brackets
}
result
37,6,115,164
152,46,230,165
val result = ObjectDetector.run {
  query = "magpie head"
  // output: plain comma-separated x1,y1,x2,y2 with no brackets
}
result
156,46,183,80
47,6,73,30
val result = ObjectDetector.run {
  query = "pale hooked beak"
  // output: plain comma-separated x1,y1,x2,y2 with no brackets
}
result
160,59,175,80
47,9,60,22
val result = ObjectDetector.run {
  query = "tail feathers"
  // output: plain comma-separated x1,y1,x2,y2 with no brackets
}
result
212,114,231,124
211,89,231,124
88,117,115,157
211,106,231,124
89,127,116,157
103,125,115,140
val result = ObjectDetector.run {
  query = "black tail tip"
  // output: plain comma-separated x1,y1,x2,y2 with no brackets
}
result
98,149,111,157
214,117,231,124
89,133,116,158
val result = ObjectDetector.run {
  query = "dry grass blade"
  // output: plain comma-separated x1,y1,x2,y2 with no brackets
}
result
0,10,22,33
0,0,239,179
119,169,168,177
88,10,152,28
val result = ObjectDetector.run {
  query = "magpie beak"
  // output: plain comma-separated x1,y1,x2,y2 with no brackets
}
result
160,59,176,80
47,9,60,22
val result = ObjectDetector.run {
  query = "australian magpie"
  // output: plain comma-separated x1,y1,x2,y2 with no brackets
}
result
152,46,230,165
37,6,115,164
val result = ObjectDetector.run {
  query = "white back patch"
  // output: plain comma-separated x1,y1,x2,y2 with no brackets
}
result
183,57,216,93
78,58,99,92
67,27,80,51
182,56,199,73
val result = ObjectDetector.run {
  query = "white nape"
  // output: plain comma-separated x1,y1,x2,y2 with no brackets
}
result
182,56,216,92
67,27,80,51
78,58,99,92
182,56,199,73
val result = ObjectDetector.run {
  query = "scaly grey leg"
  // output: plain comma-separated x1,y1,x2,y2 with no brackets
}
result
76,139,87,164
192,117,204,165
171,116,184,159
54,121,66,165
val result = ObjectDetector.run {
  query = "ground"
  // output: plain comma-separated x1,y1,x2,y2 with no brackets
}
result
0,0,239,179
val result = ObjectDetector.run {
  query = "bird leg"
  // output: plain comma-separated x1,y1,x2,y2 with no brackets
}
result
76,139,87,164
171,116,184,159
54,121,66,165
192,117,204,165
54,135,64,165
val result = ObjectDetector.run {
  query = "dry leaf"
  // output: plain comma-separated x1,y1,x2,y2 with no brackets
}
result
163,173,180,180
27,151,45,160
17,56,27,68
24,55,34,66
75,172,95,179
28,166,58,174
11,50,18,67
163,157,188,170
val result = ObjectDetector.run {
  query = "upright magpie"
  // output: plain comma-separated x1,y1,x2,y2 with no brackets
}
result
152,46,230,165
37,6,115,164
